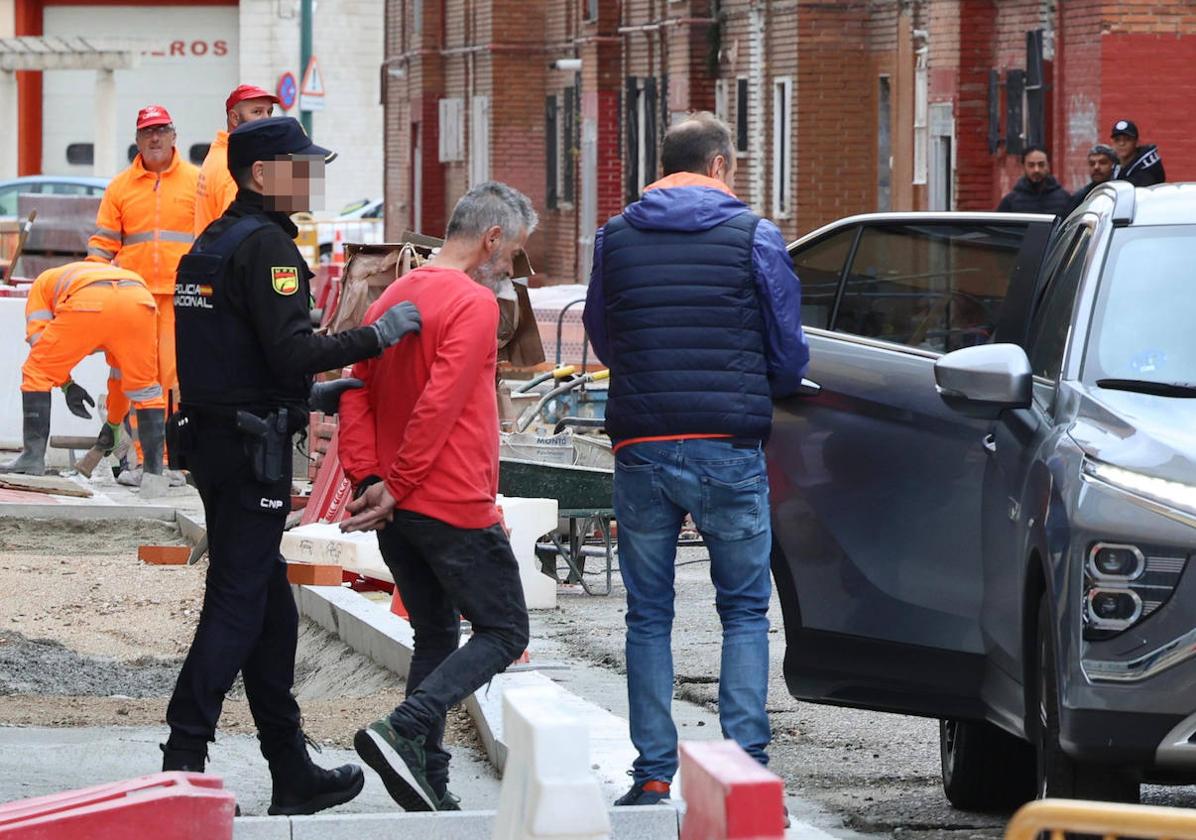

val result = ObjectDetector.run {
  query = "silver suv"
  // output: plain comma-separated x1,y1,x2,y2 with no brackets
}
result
770,181,1196,809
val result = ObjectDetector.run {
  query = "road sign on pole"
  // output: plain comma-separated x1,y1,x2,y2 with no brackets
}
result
276,72,297,111
299,55,325,112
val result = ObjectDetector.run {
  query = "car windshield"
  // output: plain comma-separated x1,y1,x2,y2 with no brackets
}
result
1083,225,1196,387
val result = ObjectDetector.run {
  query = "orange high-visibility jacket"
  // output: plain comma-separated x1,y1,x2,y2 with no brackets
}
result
194,131,238,236
88,150,199,295
24,261,149,346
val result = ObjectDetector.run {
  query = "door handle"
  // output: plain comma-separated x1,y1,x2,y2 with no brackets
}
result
983,433,997,454
796,378,821,397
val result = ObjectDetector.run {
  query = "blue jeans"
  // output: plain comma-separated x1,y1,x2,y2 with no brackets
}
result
613,438,773,784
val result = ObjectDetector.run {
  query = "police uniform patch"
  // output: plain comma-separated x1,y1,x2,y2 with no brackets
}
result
271,266,300,296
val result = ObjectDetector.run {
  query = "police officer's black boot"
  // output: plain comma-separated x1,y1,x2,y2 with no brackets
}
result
0,392,51,475
266,731,365,816
135,407,167,497
160,741,206,773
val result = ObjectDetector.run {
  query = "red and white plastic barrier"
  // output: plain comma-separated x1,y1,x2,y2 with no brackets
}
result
679,740,785,840
0,772,235,840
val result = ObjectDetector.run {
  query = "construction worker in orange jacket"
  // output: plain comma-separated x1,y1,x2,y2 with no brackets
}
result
1,261,166,481
195,84,279,236
88,104,199,402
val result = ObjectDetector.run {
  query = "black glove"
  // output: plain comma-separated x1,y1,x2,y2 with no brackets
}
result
309,378,364,415
371,300,422,348
353,475,382,500
64,381,95,419
96,421,121,455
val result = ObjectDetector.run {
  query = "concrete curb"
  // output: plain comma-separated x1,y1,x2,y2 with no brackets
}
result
0,502,178,521
235,806,679,839
291,584,676,839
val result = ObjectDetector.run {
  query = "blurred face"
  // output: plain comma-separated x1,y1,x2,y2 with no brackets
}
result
1022,150,1049,185
471,225,530,290
1088,153,1114,183
136,124,176,172
256,155,326,212
1111,133,1137,164
228,98,275,130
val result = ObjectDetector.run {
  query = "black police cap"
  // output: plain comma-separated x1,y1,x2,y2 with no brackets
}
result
227,116,337,170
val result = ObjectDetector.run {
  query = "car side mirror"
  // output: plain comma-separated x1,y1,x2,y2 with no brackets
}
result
934,343,1032,419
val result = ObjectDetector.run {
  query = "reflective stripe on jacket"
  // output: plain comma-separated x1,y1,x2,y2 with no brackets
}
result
24,260,149,345
88,149,199,295
194,131,237,236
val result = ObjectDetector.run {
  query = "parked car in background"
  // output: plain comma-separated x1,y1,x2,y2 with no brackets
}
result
769,182,1196,811
0,175,109,218
315,198,384,263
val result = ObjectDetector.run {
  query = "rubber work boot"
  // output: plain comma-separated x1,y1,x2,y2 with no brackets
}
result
135,408,168,498
0,392,51,475
267,732,365,816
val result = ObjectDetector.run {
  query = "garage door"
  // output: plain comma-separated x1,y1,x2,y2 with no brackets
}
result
42,4,239,177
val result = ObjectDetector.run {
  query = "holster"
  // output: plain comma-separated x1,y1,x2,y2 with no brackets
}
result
236,407,288,483
165,413,192,471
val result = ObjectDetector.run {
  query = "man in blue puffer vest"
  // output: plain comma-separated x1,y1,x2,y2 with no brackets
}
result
583,112,808,807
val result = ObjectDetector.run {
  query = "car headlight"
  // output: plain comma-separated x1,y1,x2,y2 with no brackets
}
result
1082,458,1196,523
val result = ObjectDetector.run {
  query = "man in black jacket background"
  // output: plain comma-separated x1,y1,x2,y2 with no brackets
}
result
997,145,1071,214
1110,119,1166,187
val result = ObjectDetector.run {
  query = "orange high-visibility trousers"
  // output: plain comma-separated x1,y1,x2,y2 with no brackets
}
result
155,293,176,391
22,281,166,416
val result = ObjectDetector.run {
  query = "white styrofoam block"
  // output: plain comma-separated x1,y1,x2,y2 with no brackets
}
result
281,496,560,609
497,495,559,609
493,685,611,840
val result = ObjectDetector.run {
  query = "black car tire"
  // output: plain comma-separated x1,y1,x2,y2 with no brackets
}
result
1032,598,1139,803
940,718,1035,811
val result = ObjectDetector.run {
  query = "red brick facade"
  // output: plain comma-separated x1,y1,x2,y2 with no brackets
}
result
383,0,1196,283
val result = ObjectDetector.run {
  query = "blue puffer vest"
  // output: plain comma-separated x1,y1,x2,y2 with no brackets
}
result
600,210,772,443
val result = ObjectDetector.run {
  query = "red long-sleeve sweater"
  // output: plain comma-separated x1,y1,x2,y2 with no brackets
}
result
338,265,501,530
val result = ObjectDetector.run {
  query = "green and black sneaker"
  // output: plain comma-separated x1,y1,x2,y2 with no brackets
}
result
353,718,438,812
437,788,462,811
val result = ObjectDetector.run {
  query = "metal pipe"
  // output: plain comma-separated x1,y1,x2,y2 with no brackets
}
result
300,0,313,134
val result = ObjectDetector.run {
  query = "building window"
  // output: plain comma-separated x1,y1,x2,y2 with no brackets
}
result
624,76,638,200
469,96,490,186
438,97,464,162
1025,29,1045,149
913,49,928,185
127,144,138,163
584,0,598,21
562,86,576,204
66,143,94,166
412,0,422,35
546,94,559,209
772,77,792,218
735,77,749,155
877,76,891,212
639,77,658,192
987,69,1000,154
714,78,729,126
1005,69,1025,157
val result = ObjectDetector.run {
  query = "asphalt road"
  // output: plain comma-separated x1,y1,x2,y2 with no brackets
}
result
534,545,1196,840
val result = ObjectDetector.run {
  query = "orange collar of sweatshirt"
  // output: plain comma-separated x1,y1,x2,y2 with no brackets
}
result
642,172,737,197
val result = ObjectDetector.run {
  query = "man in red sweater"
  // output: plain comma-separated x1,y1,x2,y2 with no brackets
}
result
338,182,537,811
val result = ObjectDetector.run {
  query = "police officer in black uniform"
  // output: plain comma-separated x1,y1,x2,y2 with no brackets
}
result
163,117,422,816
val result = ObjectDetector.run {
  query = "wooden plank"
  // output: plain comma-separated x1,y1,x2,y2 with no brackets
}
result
0,474,93,498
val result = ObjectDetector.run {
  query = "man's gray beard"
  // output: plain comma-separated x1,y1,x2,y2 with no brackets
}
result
470,252,505,292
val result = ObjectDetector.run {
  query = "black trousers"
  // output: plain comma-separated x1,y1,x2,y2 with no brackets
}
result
165,422,301,759
378,510,530,789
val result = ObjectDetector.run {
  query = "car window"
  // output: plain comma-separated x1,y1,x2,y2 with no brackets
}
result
0,186,19,216
43,182,90,196
1026,226,1092,382
363,203,384,219
833,222,1028,352
1082,225,1196,386
789,227,855,329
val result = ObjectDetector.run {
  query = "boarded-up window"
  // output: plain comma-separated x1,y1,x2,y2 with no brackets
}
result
546,95,559,209
469,96,489,185
1025,30,1045,150
438,97,464,162
563,86,576,204
735,77,749,153
625,76,639,201
1005,69,1025,157
987,69,1000,154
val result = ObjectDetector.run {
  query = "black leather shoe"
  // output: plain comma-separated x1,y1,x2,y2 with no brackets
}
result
267,733,365,816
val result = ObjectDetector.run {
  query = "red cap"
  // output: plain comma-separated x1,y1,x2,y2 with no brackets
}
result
136,104,173,130
226,84,281,113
